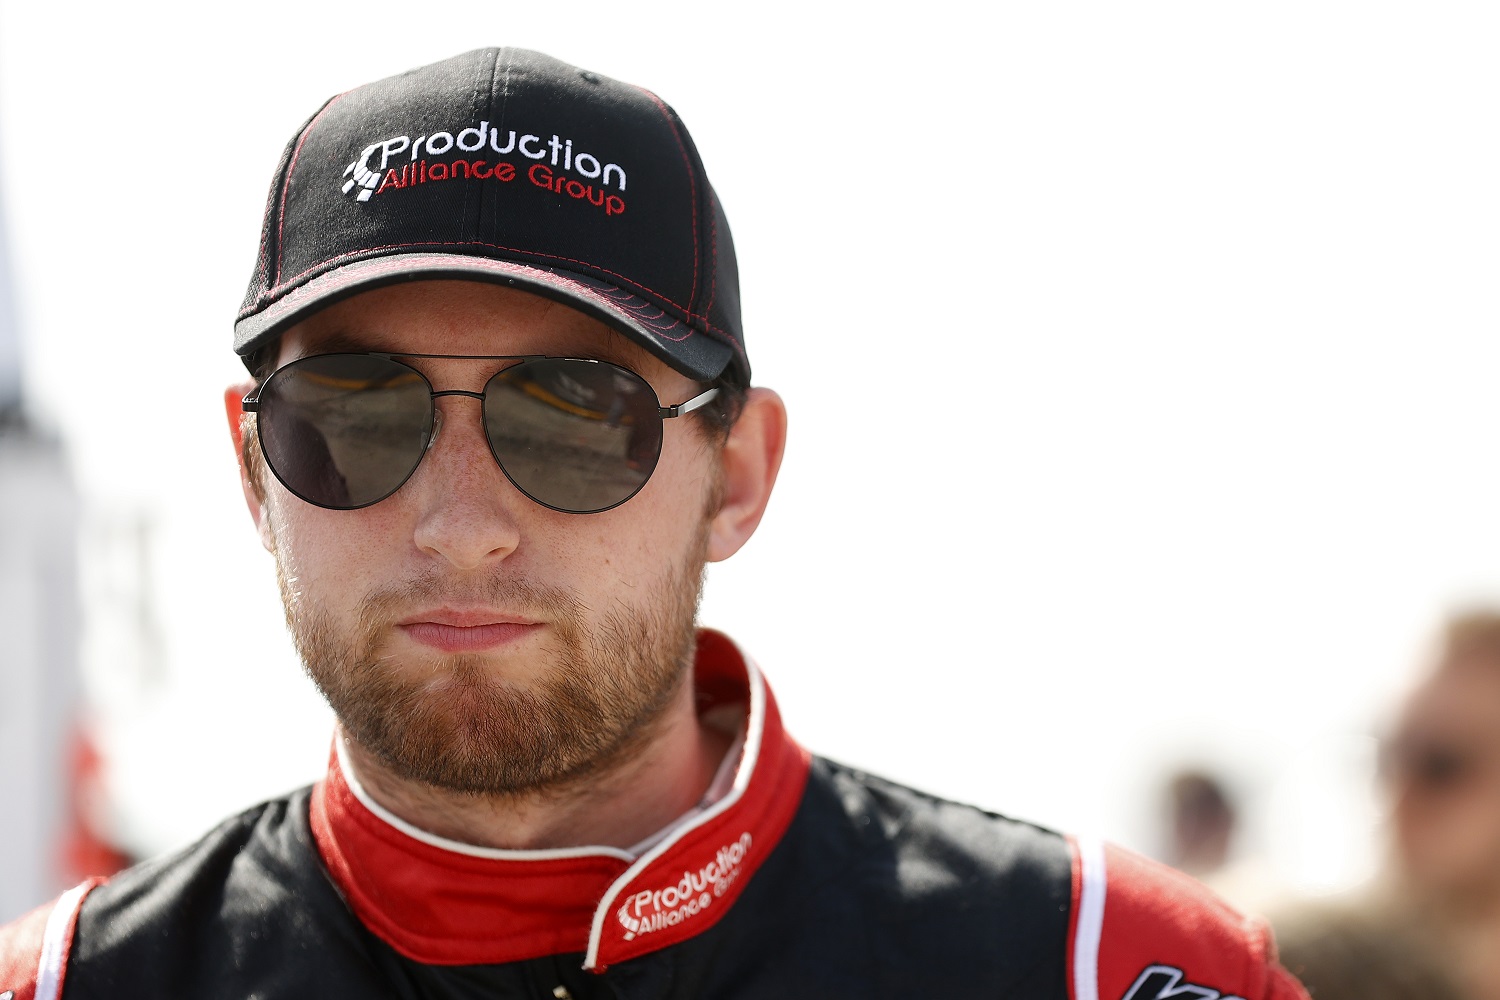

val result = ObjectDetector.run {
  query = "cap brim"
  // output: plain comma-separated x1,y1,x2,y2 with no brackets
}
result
233,253,737,382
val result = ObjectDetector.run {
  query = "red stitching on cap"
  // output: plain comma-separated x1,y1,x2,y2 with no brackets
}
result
703,189,719,315
633,86,699,311
274,92,352,287
576,287,693,341
255,224,270,289
254,178,276,289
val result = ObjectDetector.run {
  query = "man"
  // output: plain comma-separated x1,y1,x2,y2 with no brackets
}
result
1264,611,1500,999
1378,611,1500,998
0,49,1307,999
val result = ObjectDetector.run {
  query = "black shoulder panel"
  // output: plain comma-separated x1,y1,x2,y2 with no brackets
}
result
660,756,1074,999
62,789,390,1000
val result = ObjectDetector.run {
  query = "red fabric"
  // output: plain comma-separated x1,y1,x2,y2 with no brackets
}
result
1267,963,1314,1000
1084,843,1311,1000
0,899,49,1000
1064,834,1084,997
311,766,630,965
0,879,104,1000
309,628,811,970
63,726,133,884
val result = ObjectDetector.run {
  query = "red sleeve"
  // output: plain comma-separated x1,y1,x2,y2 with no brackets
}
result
0,880,104,1000
1267,963,1312,1000
1067,838,1311,1000
0,899,50,1000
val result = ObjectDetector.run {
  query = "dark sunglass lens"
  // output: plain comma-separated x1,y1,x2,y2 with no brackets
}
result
483,359,661,513
258,355,433,509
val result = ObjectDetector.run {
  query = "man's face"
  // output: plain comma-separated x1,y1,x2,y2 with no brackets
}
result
237,280,725,797
1387,658,1500,903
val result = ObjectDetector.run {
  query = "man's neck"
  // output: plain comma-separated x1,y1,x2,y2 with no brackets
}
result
339,677,736,852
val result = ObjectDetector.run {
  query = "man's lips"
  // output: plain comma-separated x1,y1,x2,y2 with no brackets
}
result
396,610,543,653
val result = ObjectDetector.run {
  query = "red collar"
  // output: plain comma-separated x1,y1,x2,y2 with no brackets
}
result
309,629,811,971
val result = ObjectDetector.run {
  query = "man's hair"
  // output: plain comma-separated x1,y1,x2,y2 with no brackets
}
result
690,377,748,443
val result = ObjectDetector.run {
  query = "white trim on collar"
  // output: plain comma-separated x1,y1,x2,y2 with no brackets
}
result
335,738,636,863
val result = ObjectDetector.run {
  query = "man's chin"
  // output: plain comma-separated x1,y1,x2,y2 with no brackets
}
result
341,684,589,796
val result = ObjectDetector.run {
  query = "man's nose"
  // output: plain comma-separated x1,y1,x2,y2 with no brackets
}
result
409,397,523,569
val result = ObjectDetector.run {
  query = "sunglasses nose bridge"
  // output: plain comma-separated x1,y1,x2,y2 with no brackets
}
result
425,388,489,453
430,388,487,402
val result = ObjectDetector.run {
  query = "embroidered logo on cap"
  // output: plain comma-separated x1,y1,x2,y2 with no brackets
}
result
616,833,752,941
339,121,628,215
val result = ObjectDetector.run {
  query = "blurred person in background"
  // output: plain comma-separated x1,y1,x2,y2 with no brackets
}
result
1270,609,1500,1000
1157,768,1284,918
1164,768,1237,879
1377,610,1500,999
0,48,1309,999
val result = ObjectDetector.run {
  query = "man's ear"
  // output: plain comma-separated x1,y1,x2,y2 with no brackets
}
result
707,388,787,563
224,382,275,553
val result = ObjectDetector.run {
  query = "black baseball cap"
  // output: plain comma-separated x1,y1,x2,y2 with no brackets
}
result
235,48,747,385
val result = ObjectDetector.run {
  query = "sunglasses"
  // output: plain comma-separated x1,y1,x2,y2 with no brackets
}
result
242,353,719,514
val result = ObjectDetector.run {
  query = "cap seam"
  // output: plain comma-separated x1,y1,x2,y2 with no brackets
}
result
495,47,514,121
704,190,720,315
272,92,352,289
632,86,699,313
252,103,332,300
475,48,514,245
463,53,489,243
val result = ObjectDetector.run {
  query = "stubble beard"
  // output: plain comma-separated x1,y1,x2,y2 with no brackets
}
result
276,531,709,799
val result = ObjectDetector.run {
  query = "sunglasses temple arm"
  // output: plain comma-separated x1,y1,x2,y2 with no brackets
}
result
659,386,719,420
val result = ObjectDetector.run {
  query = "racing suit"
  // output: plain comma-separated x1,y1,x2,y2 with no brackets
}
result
0,630,1309,999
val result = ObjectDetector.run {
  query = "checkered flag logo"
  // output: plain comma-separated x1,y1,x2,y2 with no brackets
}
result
616,903,641,940
341,144,382,202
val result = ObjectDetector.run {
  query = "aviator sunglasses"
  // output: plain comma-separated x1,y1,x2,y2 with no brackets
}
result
242,353,720,514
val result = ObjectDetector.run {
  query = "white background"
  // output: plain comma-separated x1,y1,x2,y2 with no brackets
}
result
3,1,1498,904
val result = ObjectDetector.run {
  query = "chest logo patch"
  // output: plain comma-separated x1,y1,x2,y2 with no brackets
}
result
616,833,752,940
